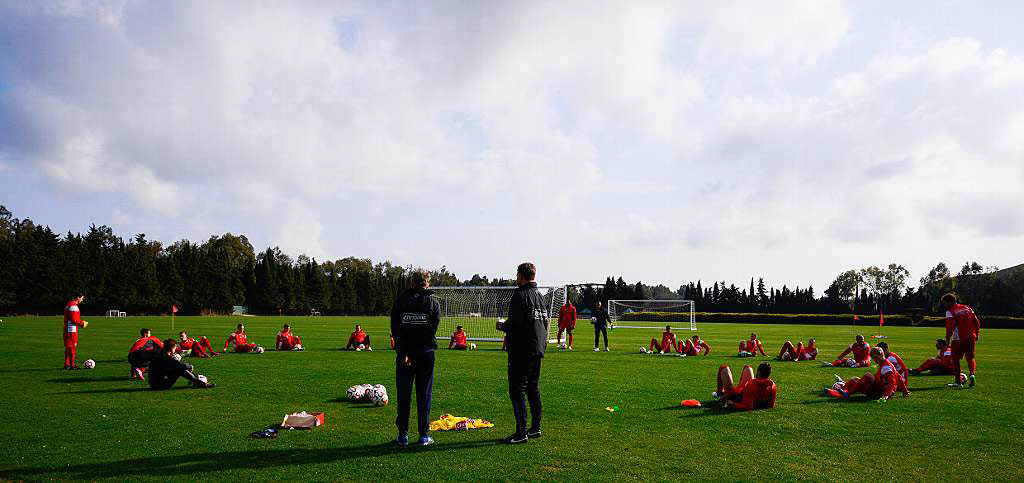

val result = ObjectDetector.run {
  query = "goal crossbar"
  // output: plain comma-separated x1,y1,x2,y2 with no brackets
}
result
608,299,696,331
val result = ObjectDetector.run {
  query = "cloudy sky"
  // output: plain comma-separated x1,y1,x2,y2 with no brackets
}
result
2,0,1023,291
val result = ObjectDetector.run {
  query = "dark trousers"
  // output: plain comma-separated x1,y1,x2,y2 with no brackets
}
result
396,350,435,436
148,361,199,390
507,354,542,436
594,325,608,348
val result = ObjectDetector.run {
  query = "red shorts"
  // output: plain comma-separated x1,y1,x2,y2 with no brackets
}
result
558,321,575,330
63,332,78,348
952,338,976,358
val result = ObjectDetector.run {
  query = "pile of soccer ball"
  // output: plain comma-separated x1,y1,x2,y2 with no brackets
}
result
346,383,389,406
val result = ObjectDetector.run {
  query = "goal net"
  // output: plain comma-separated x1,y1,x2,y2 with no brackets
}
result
431,286,567,342
608,300,696,330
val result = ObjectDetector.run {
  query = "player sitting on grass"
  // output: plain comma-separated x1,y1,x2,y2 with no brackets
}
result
148,339,215,390
738,333,768,357
712,363,777,411
822,334,871,367
128,328,164,380
223,324,260,353
681,334,712,356
276,324,303,351
449,325,469,350
777,339,817,361
875,341,909,384
176,331,218,358
645,325,679,354
827,347,908,401
345,324,373,351
910,339,955,375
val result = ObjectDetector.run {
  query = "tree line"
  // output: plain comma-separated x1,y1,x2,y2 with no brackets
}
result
1,205,1021,316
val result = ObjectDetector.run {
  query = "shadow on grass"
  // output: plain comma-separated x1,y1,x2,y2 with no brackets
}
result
657,404,706,411
0,440,500,479
46,376,128,383
324,398,384,410
50,386,160,395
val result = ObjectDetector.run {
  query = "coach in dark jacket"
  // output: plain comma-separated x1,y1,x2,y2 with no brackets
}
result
496,262,548,444
390,269,441,446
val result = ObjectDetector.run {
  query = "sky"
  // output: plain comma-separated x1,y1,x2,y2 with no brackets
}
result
2,0,1023,292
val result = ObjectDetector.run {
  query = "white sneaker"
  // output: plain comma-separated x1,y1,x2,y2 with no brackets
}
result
640,347,647,354
568,346,573,351
833,374,844,383
604,348,610,352
712,391,722,400
821,361,833,367
367,347,373,352
659,350,665,354
594,348,600,352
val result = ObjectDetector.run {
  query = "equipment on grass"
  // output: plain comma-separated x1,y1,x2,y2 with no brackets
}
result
172,353,182,361
430,286,567,342
959,372,968,384
470,343,477,350
370,386,389,406
255,346,265,353
681,399,701,407
83,359,96,369
197,375,208,384
607,300,696,330
356,344,365,351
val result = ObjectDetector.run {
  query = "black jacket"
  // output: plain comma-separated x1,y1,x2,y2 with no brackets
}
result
593,307,611,327
390,288,441,355
500,282,549,357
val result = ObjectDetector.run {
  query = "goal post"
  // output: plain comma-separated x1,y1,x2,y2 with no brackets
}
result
608,300,696,330
431,286,567,342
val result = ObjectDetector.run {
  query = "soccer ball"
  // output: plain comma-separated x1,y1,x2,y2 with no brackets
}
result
356,344,365,352
781,352,793,361
172,353,182,361
83,359,96,369
959,372,968,384
346,385,360,400
844,359,858,368
372,388,390,406
470,343,477,350
360,384,374,401
197,374,208,384
255,346,265,354
639,347,647,353
294,344,303,351
591,316,597,323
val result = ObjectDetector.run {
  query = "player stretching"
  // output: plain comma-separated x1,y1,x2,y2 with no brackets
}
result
345,324,373,351
822,334,871,367
557,300,576,350
645,325,679,354
910,339,955,375
148,339,216,390
62,293,88,369
177,331,218,358
828,347,908,401
875,341,909,386
680,334,712,356
738,333,767,357
129,328,164,380
777,339,817,361
276,324,303,351
712,363,777,411
224,324,260,353
449,325,469,350
942,293,981,388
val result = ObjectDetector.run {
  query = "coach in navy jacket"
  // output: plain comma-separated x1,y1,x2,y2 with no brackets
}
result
496,262,548,444
390,269,441,446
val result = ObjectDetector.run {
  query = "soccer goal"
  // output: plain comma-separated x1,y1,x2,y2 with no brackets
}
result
106,310,126,317
608,300,696,330
431,286,567,342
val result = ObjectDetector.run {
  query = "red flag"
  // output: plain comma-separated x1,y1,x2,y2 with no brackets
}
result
172,304,178,314
853,314,860,321
879,310,885,327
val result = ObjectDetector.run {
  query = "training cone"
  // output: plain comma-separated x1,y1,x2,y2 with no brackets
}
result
681,399,701,407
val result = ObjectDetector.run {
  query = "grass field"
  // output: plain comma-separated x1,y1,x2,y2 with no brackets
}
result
0,315,1021,481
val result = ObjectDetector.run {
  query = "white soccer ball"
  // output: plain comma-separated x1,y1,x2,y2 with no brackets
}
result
197,374,208,384
346,386,360,400
959,372,968,384
360,384,374,401
372,388,390,406
591,316,597,323
84,359,96,369
357,344,365,352
470,343,477,350
781,352,792,361
172,353,182,361
844,359,858,368
255,346,265,354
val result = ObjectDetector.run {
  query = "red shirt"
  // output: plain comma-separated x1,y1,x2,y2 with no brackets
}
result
734,378,777,411
685,339,711,356
743,338,765,355
130,336,164,353
452,330,467,346
886,351,908,375
225,330,248,349
558,304,576,325
64,300,83,334
874,359,899,399
798,345,818,360
178,338,197,352
351,330,367,344
946,304,980,341
838,341,871,365
661,331,678,347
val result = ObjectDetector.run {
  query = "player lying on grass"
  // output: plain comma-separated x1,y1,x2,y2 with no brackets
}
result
644,325,679,354
827,347,909,401
910,339,956,375
276,324,303,351
345,324,373,351
777,338,818,361
448,325,469,350
128,328,164,380
176,331,218,358
875,341,909,384
681,334,712,356
822,334,871,367
942,293,981,388
711,362,777,411
223,324,260,353
738,332,768,357
148,339,215,390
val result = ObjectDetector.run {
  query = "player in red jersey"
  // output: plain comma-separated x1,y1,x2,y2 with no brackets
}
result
712,362,777,411
738,333,768,357
128,328,164,380
62,294,89,369
910,339,956,375
449,325,469,350
556,301,577,350
223,323,260,353
176,331,218,358
823,334,871,367
828,347,907,401
680,334,712,356
276,324,303,351
345,324,373,351
647,325,679,354
777,338,817,361
942,293,981,388
875,341,909,389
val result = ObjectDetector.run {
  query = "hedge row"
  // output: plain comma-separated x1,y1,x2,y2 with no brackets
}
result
617,311,1024,329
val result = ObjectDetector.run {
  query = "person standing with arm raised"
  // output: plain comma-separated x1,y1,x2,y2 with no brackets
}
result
496,262,548,444
391,269,441,446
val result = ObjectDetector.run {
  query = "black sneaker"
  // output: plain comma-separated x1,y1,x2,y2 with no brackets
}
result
504,433,528,444
527,428,542,439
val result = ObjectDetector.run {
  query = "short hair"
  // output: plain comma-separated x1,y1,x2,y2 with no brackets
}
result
691,334,699,339
456,325,463,330
284,324,290,329
179,331,186,337
140,328,150,337
756,362,772,378
876,341,889,352
750,333,757,338
410,269,430,288
665,325,672,330
237,323,244,329
936,339,947,347
869,347,884,359
941,293,958,305
808,338,816,344
163,339,177,352
517,262,536,280
855,334,865,341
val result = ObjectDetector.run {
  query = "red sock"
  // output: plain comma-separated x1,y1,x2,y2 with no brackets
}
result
69,346,77,366
967,357,976,374
64,349,71,367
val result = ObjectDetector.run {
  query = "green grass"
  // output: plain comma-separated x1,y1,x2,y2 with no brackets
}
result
0,315,1020,481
